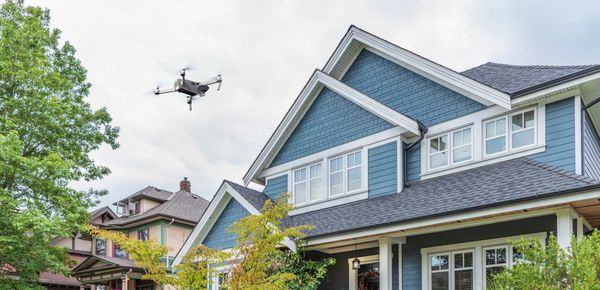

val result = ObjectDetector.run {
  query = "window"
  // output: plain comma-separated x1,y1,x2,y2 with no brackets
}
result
329,156,344,196
452,127,472,164
346,151,362,192
138,228,150,241
96,239,106,256
113,244,127,258
293,163,323,205
429,135,449,169
209,272,228,290
485,117,507,156
484,246,508,287
429,251,473,290
511,110,535,149
128,200,140,215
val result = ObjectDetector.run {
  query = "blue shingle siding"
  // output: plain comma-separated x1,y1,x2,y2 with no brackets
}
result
583,112,600,180
405,142,421,182
263,175,288,200
203,198,250,249
270,87,394,166
402,215,555,289
532,97,576,171
341,50,487,127
368,141,398,198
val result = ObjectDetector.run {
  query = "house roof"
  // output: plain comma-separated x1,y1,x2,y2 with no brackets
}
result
115,186,173,204
89,206,117,221
72,255,140,274
462,62,600,97
103,190,209,227
225,180,270,211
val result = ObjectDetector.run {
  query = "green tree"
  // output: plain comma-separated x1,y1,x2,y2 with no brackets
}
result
90,197,334,290
490,231,600,289
0,0,119,288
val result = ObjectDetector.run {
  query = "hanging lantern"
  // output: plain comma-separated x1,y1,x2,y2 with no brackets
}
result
352,257,361,270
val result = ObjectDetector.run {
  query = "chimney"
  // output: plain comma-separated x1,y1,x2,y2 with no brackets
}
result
179,177,191,192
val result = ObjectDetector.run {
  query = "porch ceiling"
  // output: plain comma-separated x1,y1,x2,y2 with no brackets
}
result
572,198,600,228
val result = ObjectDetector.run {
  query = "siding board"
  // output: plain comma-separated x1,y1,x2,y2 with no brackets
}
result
532,97,576,172
368,141,398,198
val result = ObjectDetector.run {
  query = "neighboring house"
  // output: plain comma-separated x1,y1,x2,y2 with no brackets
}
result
72,178,209,290
174,26,600,290
40,207,117,290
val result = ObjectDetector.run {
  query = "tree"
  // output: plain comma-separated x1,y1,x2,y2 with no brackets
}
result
0,0,119,288
90,197,334,290
490,231,600,289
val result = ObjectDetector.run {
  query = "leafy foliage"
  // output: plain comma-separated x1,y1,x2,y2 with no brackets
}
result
89,196,334,290
0,0,118,287
490,231,600,289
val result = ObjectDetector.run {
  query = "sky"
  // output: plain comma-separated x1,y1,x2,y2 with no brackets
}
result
25,0,600,208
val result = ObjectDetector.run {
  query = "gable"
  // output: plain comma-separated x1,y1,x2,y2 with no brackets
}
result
342,50,487,127
203,198,250,249
270,87,394,166
264,175,288,200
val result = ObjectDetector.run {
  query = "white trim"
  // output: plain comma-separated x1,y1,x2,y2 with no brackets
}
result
379,237,393,290
305,188,600,246
507,108,538,152
512,72,600,106
348,254,380,290
243,69,419,185
575,95,583,175
323,26,511,109
484,115,508,157
420,232,546,290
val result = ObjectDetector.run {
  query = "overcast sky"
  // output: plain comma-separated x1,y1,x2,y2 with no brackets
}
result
26,0,600,208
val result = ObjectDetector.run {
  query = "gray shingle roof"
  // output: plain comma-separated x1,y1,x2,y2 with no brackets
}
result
104,190,209,227
292,158,600,238
225,180,270,211
461,62,600,97
115,186,173,204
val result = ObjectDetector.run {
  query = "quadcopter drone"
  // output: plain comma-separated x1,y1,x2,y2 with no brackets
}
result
154,68,222,110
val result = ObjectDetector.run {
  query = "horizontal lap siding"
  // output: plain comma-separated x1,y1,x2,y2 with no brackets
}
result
583,112,600,180
402,215,556,289
532,97,575,172
263,175,288,200
203,199,250,249
270,87,394,166
368,141,398,197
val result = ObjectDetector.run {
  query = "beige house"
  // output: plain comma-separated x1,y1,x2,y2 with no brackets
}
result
72,178,209,290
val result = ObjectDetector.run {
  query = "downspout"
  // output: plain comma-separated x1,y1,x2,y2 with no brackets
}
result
403,120,428,188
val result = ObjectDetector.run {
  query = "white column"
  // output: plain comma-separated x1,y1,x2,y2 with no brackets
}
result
396,237,406,290
379,237,393,290
577,216,584,241
556,208,574,248
122,276,129,290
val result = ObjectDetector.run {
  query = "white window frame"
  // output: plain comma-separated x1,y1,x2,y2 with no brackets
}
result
429,252,451,290
452,250,475,290
292,162,323,206
428,133,450,171
345,150,363,194
329,149,363,197
484,116,508,157
509,109,537,151
328,155,345,197
482,245,510,289
427,250,475,290
451,126,474,165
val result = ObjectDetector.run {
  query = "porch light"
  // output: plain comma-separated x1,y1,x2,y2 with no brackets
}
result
352,243,360,270
352,257,361,270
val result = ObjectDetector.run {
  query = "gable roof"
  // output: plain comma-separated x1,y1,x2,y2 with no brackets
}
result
243,69,421,185
103,190,209,228
115,186,173,204
462,62,600,97
290,157,600,239
89,206,117,221
72,255,140,274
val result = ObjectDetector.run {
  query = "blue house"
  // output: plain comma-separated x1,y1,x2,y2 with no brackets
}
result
174,26,600,290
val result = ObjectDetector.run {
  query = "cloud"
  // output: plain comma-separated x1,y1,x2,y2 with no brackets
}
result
25,0,600,208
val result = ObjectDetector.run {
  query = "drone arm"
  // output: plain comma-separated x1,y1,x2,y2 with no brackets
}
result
154,87,177,95
199,75,222,87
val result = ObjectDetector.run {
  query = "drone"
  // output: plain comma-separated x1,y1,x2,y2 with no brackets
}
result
154,68,222,110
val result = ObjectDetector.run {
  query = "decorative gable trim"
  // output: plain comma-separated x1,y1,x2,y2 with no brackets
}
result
243,70,419,185
172,182,296,267
324,25,512,110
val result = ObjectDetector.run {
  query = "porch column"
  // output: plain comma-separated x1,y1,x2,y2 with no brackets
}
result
122,275,129,290
556,208,574,248
379,237,393,290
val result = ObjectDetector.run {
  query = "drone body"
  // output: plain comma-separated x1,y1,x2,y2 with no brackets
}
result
154,69,222,110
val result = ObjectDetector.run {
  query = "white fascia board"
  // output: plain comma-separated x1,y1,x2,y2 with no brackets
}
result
323,26,512,110
243,70,419,185
305,189,600,246
512,72,600,106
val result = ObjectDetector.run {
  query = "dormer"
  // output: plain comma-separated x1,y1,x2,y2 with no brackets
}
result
114,186,173,216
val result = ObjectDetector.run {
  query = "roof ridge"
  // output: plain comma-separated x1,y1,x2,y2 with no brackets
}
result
482,62,599,70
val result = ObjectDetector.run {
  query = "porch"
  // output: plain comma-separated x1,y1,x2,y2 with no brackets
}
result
305,197,600,290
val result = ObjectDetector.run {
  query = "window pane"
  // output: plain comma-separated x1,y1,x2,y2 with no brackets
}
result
512,113,523,131
454,253,464,268
524,111,535,128
497,248,507,264
453,130,463,146
512,129,534,148
294,168,306,182
354,152,361,165
497,118,506,134
486,136,505,155
486,122,495,138
347,167,361,191
330,157,342,172
486,249,496,265
453,146,471,163
486,266,504,285
464,252,473,267
310,177,322,201
330,172,343,195
294,182,306,204
463,128,471,144
431,152,448,168
455,270,473,290
431,272,449,290
309,164,321,178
